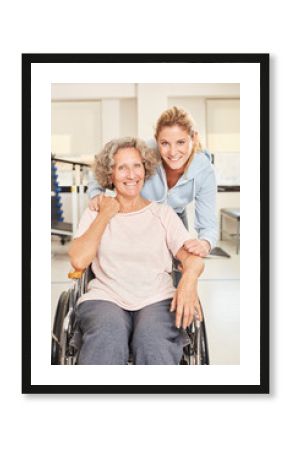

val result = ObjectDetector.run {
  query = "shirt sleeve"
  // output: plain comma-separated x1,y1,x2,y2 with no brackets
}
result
74,207,98,238
194,164,218,249
160,205,192,257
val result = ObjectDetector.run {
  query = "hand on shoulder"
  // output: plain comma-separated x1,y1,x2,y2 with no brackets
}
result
183,239,211,257
88,195,102,211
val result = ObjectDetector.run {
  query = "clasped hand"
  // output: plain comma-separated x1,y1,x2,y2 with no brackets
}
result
99,195,120,218
183,239,211,257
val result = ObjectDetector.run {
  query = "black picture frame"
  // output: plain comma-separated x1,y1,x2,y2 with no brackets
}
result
22,53,269,394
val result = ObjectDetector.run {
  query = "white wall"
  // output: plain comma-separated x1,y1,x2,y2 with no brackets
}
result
51,83,136,100
136,83,239,138
100,99,120,144
51,101,102,157
119,98,137,137
207,99,240,151
51,83,240,155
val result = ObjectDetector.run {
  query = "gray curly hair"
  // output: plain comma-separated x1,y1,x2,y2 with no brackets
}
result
93,137,160,189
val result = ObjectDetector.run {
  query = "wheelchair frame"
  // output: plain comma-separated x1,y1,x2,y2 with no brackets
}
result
51,266,210,366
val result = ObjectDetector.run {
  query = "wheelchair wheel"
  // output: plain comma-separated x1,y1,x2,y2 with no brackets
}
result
182,318,210,365
199,319,210,365
51,290,70,365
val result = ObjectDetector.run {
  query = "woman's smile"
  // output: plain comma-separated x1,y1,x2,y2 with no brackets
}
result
123,180,140,190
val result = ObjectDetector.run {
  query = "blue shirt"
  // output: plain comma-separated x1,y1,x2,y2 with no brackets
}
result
88,150,217,249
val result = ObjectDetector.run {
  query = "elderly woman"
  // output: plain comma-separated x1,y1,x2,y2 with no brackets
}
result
69,137,204,365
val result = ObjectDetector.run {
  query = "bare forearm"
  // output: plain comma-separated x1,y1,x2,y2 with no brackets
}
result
69,211,112,270
172,248,204,328
176,248,205,278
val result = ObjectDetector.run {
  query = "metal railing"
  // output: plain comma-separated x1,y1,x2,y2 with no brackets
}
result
51,155,91,238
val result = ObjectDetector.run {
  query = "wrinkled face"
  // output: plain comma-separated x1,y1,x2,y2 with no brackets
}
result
111,147,145,198
157,125,193,170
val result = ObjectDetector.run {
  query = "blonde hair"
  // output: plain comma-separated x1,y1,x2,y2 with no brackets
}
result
155,106,203,157
93,137,160,189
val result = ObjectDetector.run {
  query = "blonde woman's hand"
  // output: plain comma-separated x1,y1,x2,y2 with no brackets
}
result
88,195,103,211
99,196,120,219
183,239,211,257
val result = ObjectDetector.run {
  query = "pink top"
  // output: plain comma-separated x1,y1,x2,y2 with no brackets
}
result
74,202,191,310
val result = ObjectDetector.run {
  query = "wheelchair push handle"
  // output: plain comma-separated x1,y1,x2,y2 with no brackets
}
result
68,269,85,279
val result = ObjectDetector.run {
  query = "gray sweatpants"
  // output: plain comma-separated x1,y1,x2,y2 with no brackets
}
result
76,299,186,365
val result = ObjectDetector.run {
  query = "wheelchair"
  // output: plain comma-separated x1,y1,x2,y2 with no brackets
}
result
51,266,210,365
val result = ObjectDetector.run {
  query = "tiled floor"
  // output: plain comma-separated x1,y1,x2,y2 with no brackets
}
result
51,237,240,364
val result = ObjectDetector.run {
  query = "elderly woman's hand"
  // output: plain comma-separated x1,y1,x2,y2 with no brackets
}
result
170,275,202,329
183,239,211,257
99,195,120,219
171,248,204,329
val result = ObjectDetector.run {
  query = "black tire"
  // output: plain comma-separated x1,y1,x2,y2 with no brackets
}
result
51,291,70,365
199,320,210,365
182,317,210,365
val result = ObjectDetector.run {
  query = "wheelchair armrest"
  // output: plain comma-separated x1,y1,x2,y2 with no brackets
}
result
68,269,85,279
